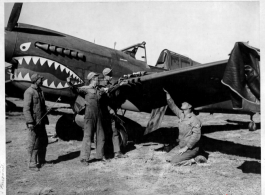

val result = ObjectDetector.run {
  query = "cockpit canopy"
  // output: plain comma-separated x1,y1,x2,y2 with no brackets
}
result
155,49,201,70
120,41,147,62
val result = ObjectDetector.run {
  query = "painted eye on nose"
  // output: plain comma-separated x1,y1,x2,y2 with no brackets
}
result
20,42,31,52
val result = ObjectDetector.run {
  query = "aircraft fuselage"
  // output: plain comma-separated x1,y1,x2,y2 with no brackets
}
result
5,23,163,102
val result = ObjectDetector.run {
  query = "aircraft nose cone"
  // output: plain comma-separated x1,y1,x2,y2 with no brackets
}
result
5,30,17,63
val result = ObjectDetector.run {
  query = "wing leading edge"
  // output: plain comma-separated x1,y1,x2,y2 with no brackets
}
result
111,59,229,113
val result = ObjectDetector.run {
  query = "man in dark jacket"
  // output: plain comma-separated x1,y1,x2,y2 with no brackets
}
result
23,74,49,171
67,72,107,166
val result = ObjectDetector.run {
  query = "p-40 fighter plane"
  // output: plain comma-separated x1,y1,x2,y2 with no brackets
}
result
5,3,260,145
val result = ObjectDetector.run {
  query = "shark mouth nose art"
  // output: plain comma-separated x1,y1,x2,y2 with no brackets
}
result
13,56,83,89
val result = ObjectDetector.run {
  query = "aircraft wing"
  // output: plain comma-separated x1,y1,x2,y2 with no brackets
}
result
109,42,260,115
109,59,231,113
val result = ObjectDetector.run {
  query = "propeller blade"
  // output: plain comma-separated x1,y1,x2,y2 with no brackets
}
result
6,3,23,31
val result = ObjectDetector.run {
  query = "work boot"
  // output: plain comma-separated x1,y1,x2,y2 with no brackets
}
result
29,164,40,171
38,149,53,168
114,151,128,159
49,137,59,144
80,159,90,166
195,155,207,164
96,156,109,162
29,150,39,170
38,149,46,166
102,156,109,162
40,160,54,168
52,133,58,138
173,159,196,166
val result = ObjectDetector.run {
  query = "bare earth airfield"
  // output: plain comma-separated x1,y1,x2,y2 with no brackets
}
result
6,97,260,195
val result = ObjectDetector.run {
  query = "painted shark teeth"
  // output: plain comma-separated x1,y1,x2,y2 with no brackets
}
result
15,71,80,89
47,60,53,67
17,57,23,64
42,79,66,89
49,81,56,88
54,62,60,70
16,72,23,80
60,65,65,72
24,56,31,64
15,72,32,82
32,57,39,64
57,83,64,89
43,79,48,87
40,58,46,65
13,56,84,87
14,70,72,89
24,73,31,81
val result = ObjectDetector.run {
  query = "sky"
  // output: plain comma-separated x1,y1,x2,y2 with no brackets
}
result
4,1,260,65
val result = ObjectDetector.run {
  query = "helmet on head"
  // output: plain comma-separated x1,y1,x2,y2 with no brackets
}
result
181,102,192,110
87,72,99,81
102,68,112,76
31,73,43,83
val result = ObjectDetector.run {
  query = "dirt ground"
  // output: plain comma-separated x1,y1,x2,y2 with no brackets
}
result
5,97,261,195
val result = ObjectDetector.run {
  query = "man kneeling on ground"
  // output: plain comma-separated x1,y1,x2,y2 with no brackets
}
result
163,89,206,166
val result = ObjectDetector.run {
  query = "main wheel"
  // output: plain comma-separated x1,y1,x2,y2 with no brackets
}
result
93,118,128,149
117,123,128,148
56,114,83,141
249,121,257,131
111,114,128,149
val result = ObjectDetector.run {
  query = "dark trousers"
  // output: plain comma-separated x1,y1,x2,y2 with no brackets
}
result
167,145,200,164
27,124,48,167
81,117,105,161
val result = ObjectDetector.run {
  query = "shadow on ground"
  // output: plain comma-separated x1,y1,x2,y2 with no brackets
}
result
140,126,260,159
202,120,260,133
142,127,179,145
55,114,260,160
201,136,260,159
237,160,261,174
51,151,80,164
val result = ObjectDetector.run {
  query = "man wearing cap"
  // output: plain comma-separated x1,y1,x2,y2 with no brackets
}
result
23,73,49,171
67,72,106,165
102,68,113,89
101,68,127,159
163,89,202,165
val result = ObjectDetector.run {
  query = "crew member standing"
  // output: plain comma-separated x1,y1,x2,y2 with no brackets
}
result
67,72,106,166
23,74,49,171
163,89,202,165
102,68,113,89
102,68,127,158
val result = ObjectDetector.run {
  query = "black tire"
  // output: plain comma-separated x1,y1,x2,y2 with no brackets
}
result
117,123,128,148
249,121,257,131
93,119,128,148
56,114,83,141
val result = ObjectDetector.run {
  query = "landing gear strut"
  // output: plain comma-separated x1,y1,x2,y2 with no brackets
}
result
249,114,257,131
112,114,128,148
